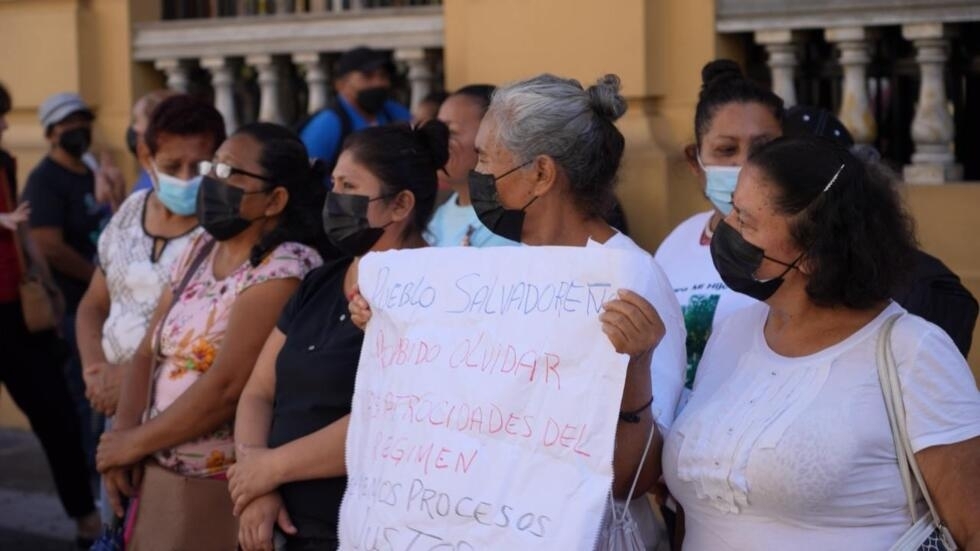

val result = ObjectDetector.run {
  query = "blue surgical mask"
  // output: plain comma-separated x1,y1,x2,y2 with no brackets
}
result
153,164,202,216
697,153,740,216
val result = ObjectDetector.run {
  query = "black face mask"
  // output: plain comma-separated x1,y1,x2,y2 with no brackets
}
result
196,176,268,241
322,192,391,257
467,162,535,243
355,86,389,116
710,219,803,302
59,127,91,158
125,127,139,157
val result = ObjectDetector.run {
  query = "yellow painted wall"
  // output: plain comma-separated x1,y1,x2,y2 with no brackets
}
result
0,0,152,189
0,0,155,428
905,184,980,380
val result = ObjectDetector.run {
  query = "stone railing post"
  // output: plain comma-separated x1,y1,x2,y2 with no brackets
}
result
902,23,961,184
201,56,240,135
754,30,800,108
825,26,877,145
294,52,331,114
246,54,286,125
394,48,433,113
154,59,192,93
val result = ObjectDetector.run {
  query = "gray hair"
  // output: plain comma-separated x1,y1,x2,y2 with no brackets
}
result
486,73,627,217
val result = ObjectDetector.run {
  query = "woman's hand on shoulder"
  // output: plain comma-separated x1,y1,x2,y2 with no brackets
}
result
600,289,665,359
348,285,372,331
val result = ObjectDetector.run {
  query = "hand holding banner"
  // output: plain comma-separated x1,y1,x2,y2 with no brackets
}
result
339,245,653,550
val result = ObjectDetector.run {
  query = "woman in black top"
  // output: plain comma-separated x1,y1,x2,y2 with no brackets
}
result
229,120,449,551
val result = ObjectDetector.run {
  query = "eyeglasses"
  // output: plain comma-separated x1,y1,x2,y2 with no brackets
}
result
198,160,272,183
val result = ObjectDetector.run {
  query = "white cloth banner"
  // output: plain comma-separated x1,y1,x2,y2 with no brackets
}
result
339,246,650,550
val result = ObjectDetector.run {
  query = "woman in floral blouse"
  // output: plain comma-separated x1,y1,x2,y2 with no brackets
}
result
95,123,325,550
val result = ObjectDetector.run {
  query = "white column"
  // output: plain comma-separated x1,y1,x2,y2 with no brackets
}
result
154,59,191,93
394,48,433,113
201,57,239,135
902,23,962,184
826,26,877,145
754,30,799,108
330,0,344,12
293,52,330,114
246,54,286,125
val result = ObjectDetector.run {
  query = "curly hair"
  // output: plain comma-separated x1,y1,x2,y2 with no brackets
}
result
747,136,918,309
145,95,226,156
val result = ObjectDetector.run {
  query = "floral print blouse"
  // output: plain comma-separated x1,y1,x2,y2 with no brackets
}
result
149,234,322,477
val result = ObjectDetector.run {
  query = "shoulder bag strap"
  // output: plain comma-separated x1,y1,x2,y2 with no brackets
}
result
608,415,658,525
144,237,216,414
876,313,945,526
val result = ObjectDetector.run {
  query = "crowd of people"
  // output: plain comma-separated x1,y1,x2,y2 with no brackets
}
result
0,45,977,551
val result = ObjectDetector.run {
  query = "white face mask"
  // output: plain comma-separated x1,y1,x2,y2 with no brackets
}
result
697,152,740,216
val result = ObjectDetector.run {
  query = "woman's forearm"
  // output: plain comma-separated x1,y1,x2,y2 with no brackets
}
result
612,348,661,499
130,371,240,458
234,329,285,449
269,415,349,486
113,350,152,431
76,278,110,368
235,391,275,449
127,279,297,462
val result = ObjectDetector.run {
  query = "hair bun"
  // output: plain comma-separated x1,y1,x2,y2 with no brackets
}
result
587,74,627,122
701,59,744,89
413,119,450,171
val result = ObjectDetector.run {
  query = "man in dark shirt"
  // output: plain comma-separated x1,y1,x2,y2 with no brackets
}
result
299,47,411,172
21,91,110,485
0,83,100,546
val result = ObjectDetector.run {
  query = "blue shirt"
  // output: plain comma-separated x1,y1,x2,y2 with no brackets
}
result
425,192,519,248
300,96,411,170
131,169,153,194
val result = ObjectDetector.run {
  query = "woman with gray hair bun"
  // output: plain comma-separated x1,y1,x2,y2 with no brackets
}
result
348,72,686,548
348,72,686,547
472,72,686,513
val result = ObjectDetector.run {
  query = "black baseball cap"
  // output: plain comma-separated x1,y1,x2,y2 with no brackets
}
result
335,47,395,78
783,105,854,148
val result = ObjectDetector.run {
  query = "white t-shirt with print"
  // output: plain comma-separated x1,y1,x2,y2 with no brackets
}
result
425,192,519,248
587,231,688,431
98,190,202,364
663,301,980,550
654,211,756,390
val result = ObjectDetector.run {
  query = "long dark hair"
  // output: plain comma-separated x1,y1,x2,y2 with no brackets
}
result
232,123,328,266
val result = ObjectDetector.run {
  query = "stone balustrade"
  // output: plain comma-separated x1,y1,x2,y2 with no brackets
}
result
135,5,444,132
717,0,980,184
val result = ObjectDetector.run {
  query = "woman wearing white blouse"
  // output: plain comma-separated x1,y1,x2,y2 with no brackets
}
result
663,136,980,550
